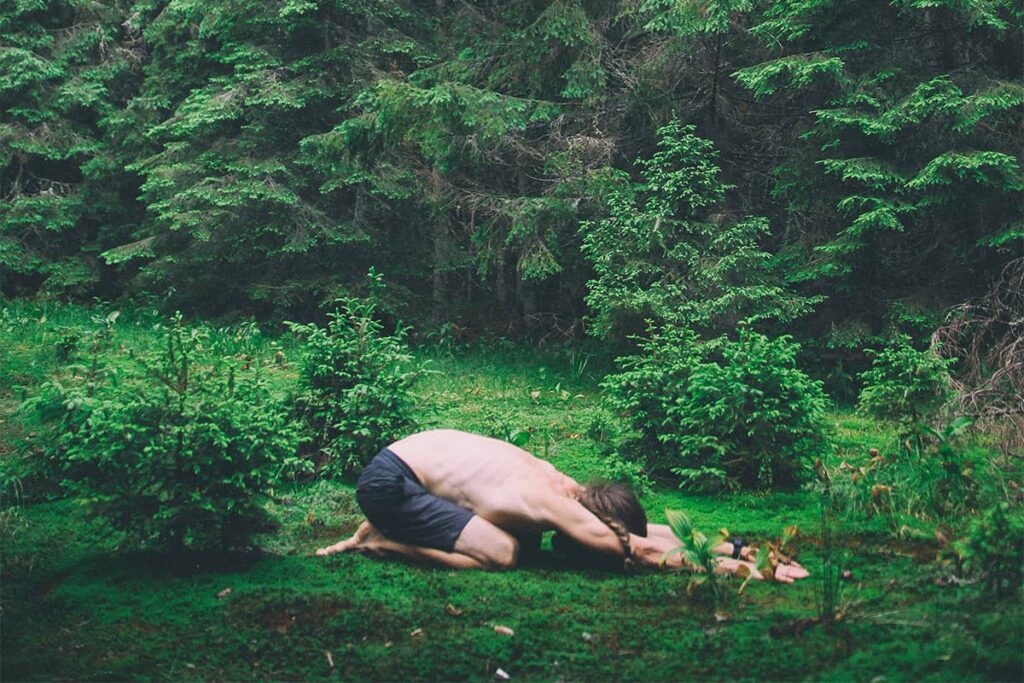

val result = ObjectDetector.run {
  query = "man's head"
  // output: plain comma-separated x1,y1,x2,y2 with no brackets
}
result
577,482,647,537
553,481,647,570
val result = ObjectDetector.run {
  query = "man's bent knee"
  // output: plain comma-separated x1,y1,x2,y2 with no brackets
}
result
453,516,520,570
488,535,519,571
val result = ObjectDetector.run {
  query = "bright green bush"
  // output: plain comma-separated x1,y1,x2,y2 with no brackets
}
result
288,275,422,477
858,334,954,424
605,328,830,491
672,331,831,490
601,325,703,478
28,315,300,551
955,503,1024,597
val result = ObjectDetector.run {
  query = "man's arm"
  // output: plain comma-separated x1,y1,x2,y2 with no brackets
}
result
537,495,633,557
536,499,809,582
537,496,701,566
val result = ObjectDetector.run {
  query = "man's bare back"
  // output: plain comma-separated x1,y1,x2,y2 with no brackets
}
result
389,429,582,534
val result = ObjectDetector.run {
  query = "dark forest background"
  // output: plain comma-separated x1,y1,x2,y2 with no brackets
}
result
3,5,1024,677
3,0,1021,350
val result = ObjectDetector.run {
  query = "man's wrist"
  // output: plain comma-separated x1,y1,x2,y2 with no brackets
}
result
629,535,656,565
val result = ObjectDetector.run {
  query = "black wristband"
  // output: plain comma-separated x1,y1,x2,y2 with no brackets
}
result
731,538,746,560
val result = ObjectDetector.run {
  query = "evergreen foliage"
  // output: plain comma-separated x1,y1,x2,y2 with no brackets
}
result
954,502,1024,598
24,314,299,551
1,0,141,296
2,0,1019,349
733,0,1023,348
602,324,703,480
581,119,818,341
288,273,421,477
2,0,1021,452
858,333,954,424
605,328,831,491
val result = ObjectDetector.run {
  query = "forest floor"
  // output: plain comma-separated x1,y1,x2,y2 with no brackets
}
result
1,303,1021,681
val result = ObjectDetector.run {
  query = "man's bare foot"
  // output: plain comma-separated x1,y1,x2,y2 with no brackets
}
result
316,520,377,556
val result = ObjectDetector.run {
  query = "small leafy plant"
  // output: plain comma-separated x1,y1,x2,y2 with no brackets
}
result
663,508,728,603
746,524,800,587
28,314,300,551
288,272,422,478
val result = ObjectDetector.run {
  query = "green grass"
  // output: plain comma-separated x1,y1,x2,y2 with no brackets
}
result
2,301,1021,681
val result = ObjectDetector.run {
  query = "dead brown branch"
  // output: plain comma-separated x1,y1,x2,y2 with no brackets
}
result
933,257,1024,454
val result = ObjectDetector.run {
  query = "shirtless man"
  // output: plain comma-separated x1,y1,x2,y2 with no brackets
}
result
316,429,808,582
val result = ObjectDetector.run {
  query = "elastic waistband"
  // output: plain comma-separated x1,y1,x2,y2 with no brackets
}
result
375,446,421,486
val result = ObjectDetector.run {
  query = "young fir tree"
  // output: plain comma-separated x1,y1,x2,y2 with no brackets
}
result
580,117,819,342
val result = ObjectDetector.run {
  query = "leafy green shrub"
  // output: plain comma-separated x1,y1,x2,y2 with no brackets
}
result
27,315,300,551
858,334,954,424
605,328,830,491
288,275,422,478
673,331,831,490
602,324,702,473
954,503,1024,597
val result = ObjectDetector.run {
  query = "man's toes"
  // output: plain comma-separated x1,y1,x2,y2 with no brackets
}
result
316,541,352,556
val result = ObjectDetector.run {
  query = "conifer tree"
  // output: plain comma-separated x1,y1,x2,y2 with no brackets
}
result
581,118,818,341
732,0,1023,344
1,0,141,296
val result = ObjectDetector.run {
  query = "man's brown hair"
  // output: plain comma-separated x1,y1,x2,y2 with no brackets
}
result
577,482,647,537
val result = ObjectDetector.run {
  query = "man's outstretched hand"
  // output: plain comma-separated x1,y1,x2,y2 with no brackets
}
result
712,556,810,583
771,562,810,583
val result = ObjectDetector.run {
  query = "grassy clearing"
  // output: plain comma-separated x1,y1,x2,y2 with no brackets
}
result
1,302,1021,681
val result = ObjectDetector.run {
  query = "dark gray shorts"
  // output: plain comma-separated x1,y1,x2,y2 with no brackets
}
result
355,447,474,552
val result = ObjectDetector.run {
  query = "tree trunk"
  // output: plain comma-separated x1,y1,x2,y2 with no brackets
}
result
496,249,507,310
430,169,449,322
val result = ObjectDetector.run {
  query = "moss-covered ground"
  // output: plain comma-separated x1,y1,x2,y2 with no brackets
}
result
1,302,1021,681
